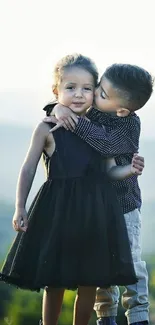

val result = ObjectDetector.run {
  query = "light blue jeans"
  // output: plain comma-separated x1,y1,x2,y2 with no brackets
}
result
94,209,149,325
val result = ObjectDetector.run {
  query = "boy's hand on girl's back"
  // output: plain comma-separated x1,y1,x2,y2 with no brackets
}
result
12,208,28,232
43,104,79,132
131,153,144,175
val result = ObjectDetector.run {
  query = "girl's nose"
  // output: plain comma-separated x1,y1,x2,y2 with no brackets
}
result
75,89,83,97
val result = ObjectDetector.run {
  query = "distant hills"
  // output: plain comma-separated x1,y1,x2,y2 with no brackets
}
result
0,123,45,204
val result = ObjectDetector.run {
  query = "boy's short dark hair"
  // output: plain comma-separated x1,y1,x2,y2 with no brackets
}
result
103,63,154,111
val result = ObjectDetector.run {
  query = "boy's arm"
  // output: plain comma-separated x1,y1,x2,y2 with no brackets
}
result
107,154,144,180
43,104,140,157
74,115,140,157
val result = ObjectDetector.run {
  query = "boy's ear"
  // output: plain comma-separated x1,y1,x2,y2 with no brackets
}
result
52,85,58,97
116,108,130,117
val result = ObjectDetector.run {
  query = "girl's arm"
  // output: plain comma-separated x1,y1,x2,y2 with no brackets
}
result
15,122,50,209
13,122,52,232
107,154,144,180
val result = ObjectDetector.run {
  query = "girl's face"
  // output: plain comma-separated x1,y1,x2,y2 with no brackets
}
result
55,67,95,115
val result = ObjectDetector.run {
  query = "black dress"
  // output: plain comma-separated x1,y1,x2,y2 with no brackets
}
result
0,126,137,291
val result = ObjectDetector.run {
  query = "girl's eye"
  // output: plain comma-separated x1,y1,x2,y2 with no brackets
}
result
84,87,92,91
66,86,74,90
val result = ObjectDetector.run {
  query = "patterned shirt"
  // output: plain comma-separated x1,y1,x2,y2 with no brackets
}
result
74,107,141,214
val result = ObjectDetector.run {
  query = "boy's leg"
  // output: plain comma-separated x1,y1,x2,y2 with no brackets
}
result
42,287,65,325
94,286,120,321
122,209,149,325
73,286,96,325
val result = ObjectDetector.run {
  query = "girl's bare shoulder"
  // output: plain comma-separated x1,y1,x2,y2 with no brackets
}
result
33,121,51,136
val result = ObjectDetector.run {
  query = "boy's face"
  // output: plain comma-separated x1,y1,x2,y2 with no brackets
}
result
94,77,130,115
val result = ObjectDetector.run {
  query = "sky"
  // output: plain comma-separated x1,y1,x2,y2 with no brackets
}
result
0,0,155,139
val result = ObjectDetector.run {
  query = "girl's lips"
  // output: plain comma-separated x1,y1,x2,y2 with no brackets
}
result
72,102,85,106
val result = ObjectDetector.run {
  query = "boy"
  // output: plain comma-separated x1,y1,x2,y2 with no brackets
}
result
44,63,153,325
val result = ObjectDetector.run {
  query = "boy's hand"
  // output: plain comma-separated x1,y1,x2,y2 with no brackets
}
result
54,104,79,131
43,116,67,132
43,104,79,132
131,153,144,175
12,208,28,232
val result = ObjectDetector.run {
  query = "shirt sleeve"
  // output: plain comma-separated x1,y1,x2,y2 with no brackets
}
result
43,101,58,116
74,116,140,157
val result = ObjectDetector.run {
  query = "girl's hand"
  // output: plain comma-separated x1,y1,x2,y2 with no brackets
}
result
12,208,28,232
131,153,144,175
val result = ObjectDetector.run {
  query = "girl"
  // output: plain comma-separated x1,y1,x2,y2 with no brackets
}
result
0,54,137,325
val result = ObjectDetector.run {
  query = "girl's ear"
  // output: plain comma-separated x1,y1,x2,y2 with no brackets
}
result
52,85,58,97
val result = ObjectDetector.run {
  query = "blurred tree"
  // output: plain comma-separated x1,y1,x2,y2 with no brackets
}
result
0,283,14,321
4,289,42,325
59,290,75,325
